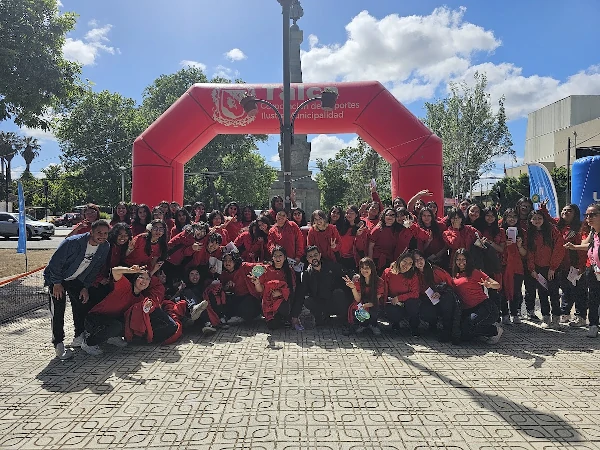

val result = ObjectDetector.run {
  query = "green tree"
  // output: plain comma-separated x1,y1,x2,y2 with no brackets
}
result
491,173,530,210
54,89,146,205
423,72,514,198
40,164,86,213
550,166,568,210
0,0,81,129
315,138,391,209
0,131,23,190
140,67,271,207
20,137,41,173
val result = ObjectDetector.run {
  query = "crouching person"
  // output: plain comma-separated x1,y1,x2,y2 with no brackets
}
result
451,249,503,344
82,263,175,355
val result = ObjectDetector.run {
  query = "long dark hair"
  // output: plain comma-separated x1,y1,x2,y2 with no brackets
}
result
241,205,257,224
390,251,415,278
527,210,553,251
175,208,192,233
378,207,396,228
111,202,130,224
249,218,268,242
413,249,436,287
481,206,500,238
451,248,474,277
145,219,168,260
445,207,465,229
337,205,360,236
132,204,151,228
108,222,132,260
193,202,208,222
291,207,307,226
557,203,582,234
500,208,518,229
270,245,294,293
418,207,441,238
465,203,485,231
223,201,241,221
358,257,378,305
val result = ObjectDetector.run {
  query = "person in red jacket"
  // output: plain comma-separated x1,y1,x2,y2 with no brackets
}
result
393,207,430,261
417,207,448,267
526,210,565,328
164,222,209,282
308,210,341,262
383,251,421,336
412,249,456,342
223,201,244,239
331,205,365,273
368,207,397,275
267,210,305,263
110,202,130,227
234,218,269,263
451,249,503,344
219,252,261,323
343,257,384,335
130,204,151,237
443,207,478,269
124,219,168,271
539,203,588,326
500,209,527,324
67,204,101,237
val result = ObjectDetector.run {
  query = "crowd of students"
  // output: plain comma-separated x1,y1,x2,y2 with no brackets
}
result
43,190,600,360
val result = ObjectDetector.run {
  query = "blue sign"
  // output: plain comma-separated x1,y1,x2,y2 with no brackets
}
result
17,182,26,254
572,156,600,220
528,163,559,218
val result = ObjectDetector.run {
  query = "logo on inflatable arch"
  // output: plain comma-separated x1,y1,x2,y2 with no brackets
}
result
212,87,257,127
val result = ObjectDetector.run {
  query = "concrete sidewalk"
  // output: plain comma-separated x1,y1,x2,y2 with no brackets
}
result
1,305,600,449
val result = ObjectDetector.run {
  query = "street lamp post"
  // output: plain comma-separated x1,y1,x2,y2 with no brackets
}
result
240,0,338,212
119,166,126,203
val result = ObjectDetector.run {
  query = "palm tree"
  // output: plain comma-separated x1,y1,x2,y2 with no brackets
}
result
21,137,41,173
0,132,22,187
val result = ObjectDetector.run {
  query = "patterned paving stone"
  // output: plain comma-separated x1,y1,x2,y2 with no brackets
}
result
0,300,600,449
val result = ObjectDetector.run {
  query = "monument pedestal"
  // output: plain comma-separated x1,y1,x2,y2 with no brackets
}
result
270,170,320,215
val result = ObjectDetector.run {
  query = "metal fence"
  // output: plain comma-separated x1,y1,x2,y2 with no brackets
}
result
0,268,47,323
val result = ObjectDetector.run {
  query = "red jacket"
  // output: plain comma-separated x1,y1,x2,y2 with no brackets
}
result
233,231,266,263
167,230,204,266
453,269,489,309
124,234,163,270
443,225,477,262
219,262,260,298
267,221,305,260
416,267,454,295
368,225,396,268
526,226,565,272
307,224,342,262
393,223,430,260
382,269,420,302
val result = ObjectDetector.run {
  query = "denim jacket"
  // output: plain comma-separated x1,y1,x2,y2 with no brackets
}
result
43,233,110,288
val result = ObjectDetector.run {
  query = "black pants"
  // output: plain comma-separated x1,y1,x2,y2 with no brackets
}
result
534,266,561,316
149,307,178,343
461,298,499,341
586,268,600,326
385,297,420,330
304,288,351,324
227,293,262,322
559,270,587,317
523,263,537,313
48,279,87,345
266,301,294,330
500,273,523,317
419,292,456,332
85,313,124,346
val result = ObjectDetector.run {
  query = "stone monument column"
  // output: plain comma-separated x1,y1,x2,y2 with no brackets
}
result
270,0,321,214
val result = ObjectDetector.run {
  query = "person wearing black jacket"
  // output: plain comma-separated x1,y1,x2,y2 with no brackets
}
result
299,246,352,326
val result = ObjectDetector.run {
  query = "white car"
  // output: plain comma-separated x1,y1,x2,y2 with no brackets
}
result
0,212,55,239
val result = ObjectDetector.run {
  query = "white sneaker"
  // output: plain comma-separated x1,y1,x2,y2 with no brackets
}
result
55,342,73,360
227,316,244,324
106,337,128,347
540,315,550,329
501,315,511,325
512,315,522,324
587,325,598,338
487,324,503,344
81,341,103,356
202,322,216,334
559,315,571,324
569,316,587,327
190,300,209,321
70,333,85,347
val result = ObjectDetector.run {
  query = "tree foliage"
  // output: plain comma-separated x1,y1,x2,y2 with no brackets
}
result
315,138,391,210
0,0,82,129
423,72,514,198
54,89,146,205
21,136,40,173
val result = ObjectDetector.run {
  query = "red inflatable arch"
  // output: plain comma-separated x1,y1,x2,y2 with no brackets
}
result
132,81,443,210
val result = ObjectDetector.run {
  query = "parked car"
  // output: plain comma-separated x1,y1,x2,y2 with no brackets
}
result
0,213,55,240
51,212,83,227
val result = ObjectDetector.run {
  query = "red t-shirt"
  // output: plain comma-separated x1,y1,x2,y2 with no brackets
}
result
453,269,489,309
416,266,454,294
90,277,143,317
124,234,163,269
352,276,385,305
382,269,420,302
307,224,342,262
267,221,305,260
368,225,396,264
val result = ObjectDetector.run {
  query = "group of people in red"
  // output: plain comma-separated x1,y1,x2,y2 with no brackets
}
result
44,187,600,360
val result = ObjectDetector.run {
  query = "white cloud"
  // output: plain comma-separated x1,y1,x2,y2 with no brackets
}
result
224,48,247,61
57,0,63,7
213,65,240,80
11,165,25,180
63,22,118,66
310,135,359,162
19,126,56,143
180,60,207,71
301,7,600,120
270,154,280,164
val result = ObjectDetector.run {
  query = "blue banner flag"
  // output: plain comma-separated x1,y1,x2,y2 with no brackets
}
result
17,181,26,254
528,163,559,218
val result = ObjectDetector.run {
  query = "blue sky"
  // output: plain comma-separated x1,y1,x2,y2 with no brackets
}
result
3,0,600,187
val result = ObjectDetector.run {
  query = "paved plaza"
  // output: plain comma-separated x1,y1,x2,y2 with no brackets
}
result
1,281,600,449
